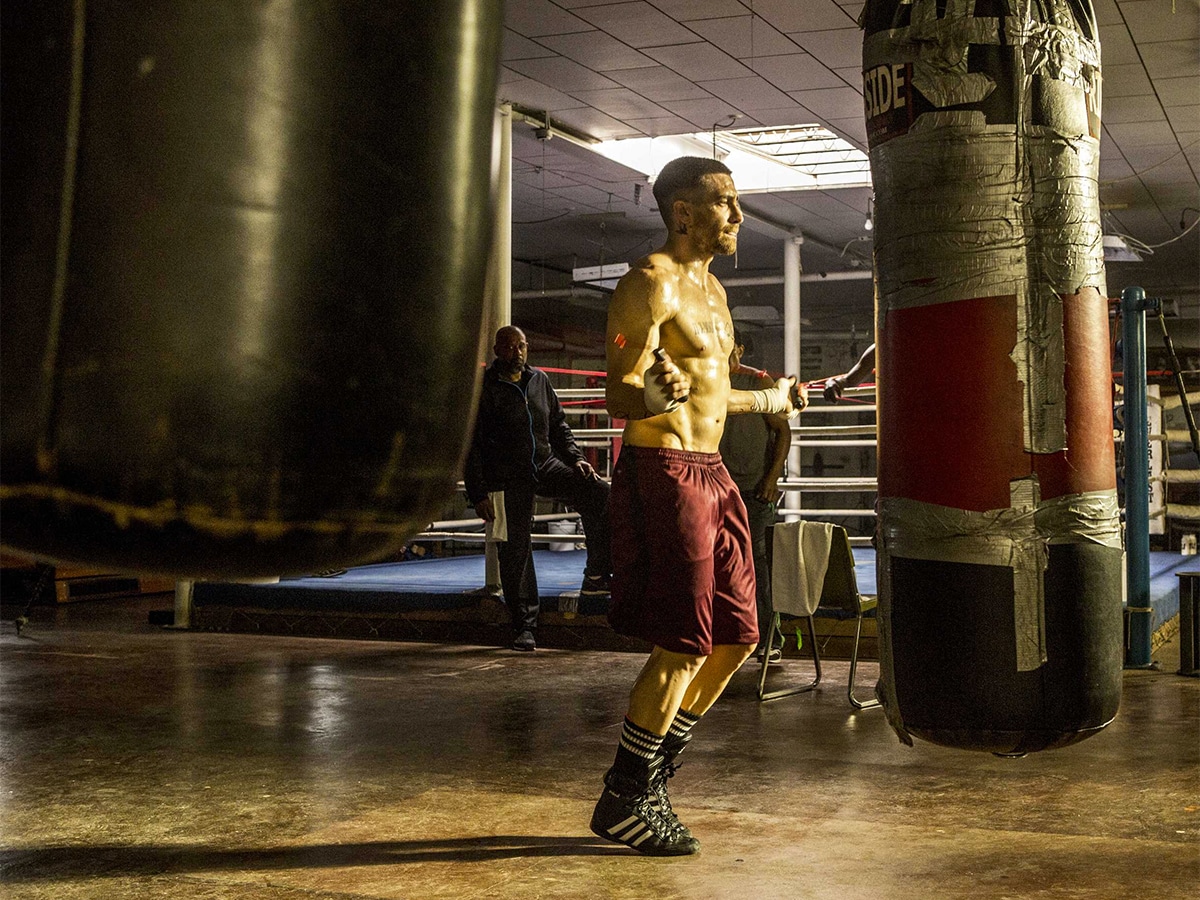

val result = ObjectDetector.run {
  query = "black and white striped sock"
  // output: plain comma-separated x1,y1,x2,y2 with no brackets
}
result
667,708,701,745
619,717,665,761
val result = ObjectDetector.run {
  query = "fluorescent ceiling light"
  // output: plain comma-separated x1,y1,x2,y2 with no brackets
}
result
590,125,872,193
1103,234,1143,263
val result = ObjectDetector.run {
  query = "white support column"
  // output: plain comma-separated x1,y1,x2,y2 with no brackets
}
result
492,102,513,330
783,235,803,520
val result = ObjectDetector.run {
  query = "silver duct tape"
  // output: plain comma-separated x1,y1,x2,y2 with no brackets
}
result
864,6,1101,86
1010,477,1048,670
863,3,1002,107
871,120,1104,312
1016,283,1067,453
878,486,1121,675
873,540,912,746
1036,489,1122,548
867,4,1105,455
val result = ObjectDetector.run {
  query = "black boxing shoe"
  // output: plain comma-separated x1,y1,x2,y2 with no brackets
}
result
647,732,692,840
590,759,699,856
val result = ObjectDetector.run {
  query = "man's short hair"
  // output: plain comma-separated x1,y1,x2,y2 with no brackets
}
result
652,156,733,226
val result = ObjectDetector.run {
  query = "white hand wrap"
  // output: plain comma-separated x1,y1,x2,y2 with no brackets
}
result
643,374,678,415
749,378,792,414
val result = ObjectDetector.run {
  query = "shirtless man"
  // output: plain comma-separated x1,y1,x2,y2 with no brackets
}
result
589,157,800,855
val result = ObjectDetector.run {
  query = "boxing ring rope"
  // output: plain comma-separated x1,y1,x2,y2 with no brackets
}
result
415,379,885,547
416,366,1189,561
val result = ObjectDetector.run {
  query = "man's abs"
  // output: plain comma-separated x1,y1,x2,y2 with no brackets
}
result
623,406,726,453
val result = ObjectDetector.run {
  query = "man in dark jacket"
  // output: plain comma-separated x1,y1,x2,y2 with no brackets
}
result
464,326,612,651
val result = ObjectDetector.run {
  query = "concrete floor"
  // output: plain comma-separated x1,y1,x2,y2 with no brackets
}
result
1,597,1197,900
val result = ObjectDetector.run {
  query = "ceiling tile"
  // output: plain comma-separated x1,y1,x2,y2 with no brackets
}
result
1094,0,1123,27
1181,133,1200,171
1106,120,1179,148
535,30,654,70
573,1,704,48
503,28,559,61
825,115,869,146
751,104,828,128
787,86,865,120
643,42,754,80
838,2,866,21
507,56,622,92
605,65,713,101
662,95,757,130
1121,0,1200,44
1104,94,1170,124
685,15,802,58
498,73,589,112
1142,39,1200,80
1103,63,1154,98
652,0,751,19
698,75,797,110
623,113,703,135
549,105,646,139
1166,104,1200,134
751,53,845,91
568,87,674,119
1135,153,1200,195
1099,24,1141,66
504,0,593,37
556,0,642,6
1098,150,1135,180
788,27,862,68
1156,75,1200,108
750,0,856,33
834,66,864,87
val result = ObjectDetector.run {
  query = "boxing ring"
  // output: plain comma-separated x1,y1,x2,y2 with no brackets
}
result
192,378,1195,651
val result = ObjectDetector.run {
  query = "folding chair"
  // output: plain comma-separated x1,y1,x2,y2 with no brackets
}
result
758,521,881,709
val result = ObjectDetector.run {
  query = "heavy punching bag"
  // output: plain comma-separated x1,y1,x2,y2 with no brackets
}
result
863,0,1123,754
0,2,503,578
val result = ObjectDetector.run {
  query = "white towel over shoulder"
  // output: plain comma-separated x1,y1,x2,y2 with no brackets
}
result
771,520,834,617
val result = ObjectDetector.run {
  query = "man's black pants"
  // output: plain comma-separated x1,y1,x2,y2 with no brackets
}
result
498,458,611,634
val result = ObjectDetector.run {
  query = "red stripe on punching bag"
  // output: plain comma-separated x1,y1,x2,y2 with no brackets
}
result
879,294,1026,513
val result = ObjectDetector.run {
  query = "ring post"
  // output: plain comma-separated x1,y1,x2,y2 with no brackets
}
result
1121,286,1155,668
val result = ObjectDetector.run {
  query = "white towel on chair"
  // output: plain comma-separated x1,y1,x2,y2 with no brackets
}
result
772,520,834,617
485,491,507,542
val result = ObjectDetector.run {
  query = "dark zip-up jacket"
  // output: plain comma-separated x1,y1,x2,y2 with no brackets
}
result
463,362,584,505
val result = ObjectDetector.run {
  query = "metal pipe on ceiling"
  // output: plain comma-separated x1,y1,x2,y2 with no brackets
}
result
725,270,873,286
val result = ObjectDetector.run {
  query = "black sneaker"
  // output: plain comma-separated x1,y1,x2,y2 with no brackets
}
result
311,568,348,578
580,574,611,596
757,647,782,665
590,786,699,856
512,631,536,651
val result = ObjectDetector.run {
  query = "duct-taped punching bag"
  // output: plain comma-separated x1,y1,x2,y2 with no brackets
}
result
863,0,1123,754
0,2,503,578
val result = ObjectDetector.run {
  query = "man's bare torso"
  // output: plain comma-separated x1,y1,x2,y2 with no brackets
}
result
614,249,735,453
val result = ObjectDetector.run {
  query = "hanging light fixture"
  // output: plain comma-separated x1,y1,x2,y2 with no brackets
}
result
864,196,874,232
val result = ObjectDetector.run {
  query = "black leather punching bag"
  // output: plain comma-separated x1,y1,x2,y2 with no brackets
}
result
1,2,503,578
863,0,1123,754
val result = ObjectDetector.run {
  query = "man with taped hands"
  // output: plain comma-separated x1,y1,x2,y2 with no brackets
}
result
590,156,800,856
720,326,797,665
464,325,611,653
822,343,876,402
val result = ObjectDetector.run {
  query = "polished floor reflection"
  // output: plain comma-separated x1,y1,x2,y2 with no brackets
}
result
1,597,1196,899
